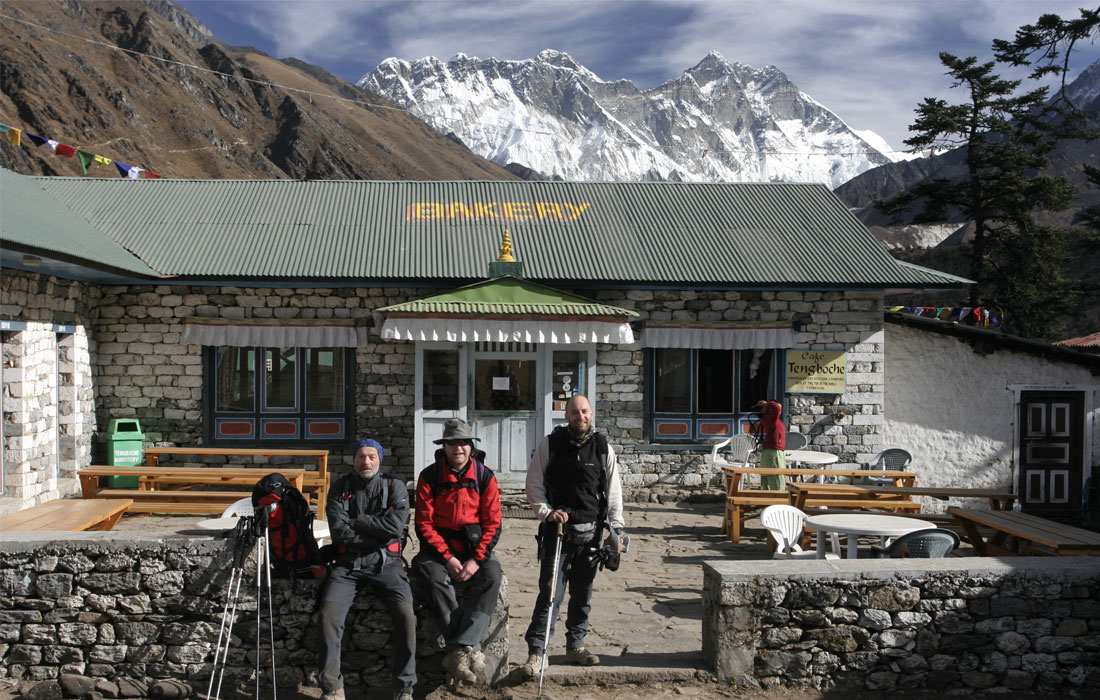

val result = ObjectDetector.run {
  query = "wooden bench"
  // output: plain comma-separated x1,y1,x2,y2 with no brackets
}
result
790,482,1016,511
79,466,306,515
722,467,918,542
0,499,133,531
144,447,330,517
948,507,1100,556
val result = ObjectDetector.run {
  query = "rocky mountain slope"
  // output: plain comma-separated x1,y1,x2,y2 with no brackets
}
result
361,50,898,189
0,0,514,181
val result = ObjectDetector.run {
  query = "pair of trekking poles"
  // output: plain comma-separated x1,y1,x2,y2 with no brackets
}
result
206,509,279,700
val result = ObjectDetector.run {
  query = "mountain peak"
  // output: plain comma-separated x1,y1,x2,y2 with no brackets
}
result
363,51,898,186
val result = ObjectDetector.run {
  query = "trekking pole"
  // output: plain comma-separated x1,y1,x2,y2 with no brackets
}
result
206,565,243,700
255,529,263,700
537,521,564,699
263,525,278,700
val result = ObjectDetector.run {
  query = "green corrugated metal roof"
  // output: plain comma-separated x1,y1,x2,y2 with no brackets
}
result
379,276,637,317
5,170,970,288
0,169,159,277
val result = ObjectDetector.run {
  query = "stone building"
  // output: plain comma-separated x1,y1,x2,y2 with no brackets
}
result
2,168,971,511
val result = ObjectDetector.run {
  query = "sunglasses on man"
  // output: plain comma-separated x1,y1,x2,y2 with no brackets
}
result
444,439,472,447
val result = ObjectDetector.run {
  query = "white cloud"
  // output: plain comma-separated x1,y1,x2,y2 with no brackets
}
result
187,0,1100,152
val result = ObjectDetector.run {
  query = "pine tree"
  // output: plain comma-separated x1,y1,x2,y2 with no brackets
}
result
877,53,1075,338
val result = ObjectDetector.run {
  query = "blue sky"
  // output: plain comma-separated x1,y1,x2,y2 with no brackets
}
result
176,0,1100,151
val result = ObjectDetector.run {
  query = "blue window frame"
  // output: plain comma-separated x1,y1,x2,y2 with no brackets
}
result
646,348,784,443
203,346,354,446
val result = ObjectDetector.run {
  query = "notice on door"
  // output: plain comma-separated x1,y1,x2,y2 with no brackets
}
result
786,351,847,394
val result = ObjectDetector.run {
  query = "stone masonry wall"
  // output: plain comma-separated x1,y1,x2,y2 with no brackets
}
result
7,273,884,491
703,558,1100,695
589,289,885,488
0,533,508,689
1,271,98,508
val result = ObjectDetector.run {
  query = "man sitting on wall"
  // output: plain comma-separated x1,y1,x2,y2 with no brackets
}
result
319,438,416,700
412,419,504,685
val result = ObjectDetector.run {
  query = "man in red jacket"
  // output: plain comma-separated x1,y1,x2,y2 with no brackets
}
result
411,419,503,685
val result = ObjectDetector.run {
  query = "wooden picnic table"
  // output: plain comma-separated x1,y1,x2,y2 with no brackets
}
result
948,507,1100,556
143,446,330,517
79,466,306,515
787,482,1015,511
0,498,133,531
720,466,918,542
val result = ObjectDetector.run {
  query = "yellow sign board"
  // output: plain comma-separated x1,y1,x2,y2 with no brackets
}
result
406,201,591,222
786,351,847,394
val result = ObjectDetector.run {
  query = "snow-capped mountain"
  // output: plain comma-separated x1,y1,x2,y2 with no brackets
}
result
360,50,899,187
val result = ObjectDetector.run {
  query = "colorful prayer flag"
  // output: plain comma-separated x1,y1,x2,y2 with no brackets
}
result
144,170,161,179
55,143,76,158
114,160,132,178
4,127,20,147
26,133,48,147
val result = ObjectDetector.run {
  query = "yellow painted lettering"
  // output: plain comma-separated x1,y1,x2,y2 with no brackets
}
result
474,202,499,219
446,202,473,219
563,202,591,220
503,202,532,219
410,202,442,220
536,202,565,220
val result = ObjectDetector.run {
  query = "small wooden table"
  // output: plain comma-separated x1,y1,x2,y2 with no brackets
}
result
804,513,935,559
948,507,1100,556
0,499,133,531
787,482,1014,511
143,447,330,517
78,466,306,515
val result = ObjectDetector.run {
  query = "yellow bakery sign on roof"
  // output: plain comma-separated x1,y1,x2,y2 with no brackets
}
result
406,201,591,222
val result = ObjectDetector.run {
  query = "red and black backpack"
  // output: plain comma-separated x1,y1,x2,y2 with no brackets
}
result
252,473,323,578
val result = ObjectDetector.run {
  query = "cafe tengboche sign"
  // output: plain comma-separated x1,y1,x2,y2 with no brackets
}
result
786,351,846,394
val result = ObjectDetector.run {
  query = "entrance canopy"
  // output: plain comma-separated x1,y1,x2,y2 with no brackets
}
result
182,317,366,347
377,276,637,344
642,320,794,349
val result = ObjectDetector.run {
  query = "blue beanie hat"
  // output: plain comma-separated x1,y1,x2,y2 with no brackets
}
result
355,438,385,461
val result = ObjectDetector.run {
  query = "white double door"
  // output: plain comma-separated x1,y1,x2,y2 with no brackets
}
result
414,341,594,489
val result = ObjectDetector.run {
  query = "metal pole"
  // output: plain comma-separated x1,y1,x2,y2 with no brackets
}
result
263,529,277,700
537,522,563,699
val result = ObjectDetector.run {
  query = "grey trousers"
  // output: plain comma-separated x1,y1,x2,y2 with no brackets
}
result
318,558,416,694
524,533,599,655
411,551,502,650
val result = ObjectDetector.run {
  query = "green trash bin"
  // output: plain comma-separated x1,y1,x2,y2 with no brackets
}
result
105,418,145,488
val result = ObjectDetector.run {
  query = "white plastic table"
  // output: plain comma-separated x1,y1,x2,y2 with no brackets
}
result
804,513,934,559
196,516,331,544
784,449,839,482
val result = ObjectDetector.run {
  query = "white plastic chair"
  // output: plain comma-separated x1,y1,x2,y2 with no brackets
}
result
221,497,254,518
760,505,840,559
709,434,757,487
861,448,913,486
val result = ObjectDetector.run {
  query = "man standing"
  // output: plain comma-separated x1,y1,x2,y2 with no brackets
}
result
319,439,415,700
412,419,503,685
754,400,787,490
522,394,624,677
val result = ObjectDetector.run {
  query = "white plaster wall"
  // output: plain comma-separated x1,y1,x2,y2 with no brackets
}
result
885,323,1099,511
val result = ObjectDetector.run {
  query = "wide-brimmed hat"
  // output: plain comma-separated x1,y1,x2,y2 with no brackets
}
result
432,418,480,444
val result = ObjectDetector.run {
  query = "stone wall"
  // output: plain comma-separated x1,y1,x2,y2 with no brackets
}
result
592,289,885,488
703,558,1100,695
4,270,885,494
1,271,98,509
0,533,508,690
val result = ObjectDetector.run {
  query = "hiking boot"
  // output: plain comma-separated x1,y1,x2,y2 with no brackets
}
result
566,646,599,666
519,652,541,679
468,647,486,674
393,691,413,700
320,690,344,700
441,646,476,683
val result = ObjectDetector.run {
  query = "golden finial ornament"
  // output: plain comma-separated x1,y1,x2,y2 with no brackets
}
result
497,229,516,262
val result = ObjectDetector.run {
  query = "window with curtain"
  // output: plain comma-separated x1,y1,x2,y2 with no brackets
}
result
205,346,354,444
648,348,782,443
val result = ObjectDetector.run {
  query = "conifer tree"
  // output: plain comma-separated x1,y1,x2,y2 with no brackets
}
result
878,53,1075,338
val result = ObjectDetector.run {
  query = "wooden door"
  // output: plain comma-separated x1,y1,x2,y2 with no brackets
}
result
1018,391,1084,516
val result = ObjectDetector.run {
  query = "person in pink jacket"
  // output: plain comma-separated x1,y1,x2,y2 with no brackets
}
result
754,400,787,490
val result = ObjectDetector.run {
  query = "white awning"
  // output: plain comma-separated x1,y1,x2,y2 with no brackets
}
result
381,318,634,344
183,319,367,347
643,324,793,349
